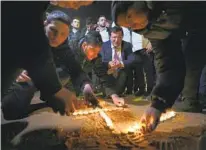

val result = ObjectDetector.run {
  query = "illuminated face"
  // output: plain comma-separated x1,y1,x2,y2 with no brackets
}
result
71,19,80,29
110,31,123,48
116,13,130,28
45,20,69,47
98,16,106,27
116,7,148,30
82,43,101,60
126,7,148,30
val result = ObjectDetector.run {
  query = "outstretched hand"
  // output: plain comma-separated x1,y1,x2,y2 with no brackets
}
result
53,88,86,115
83,84,99,107
140,106,161,133
111,94,125,107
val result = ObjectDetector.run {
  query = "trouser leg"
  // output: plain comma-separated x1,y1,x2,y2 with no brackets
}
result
182,35,206,104
150,36,185,111
2,82,36,120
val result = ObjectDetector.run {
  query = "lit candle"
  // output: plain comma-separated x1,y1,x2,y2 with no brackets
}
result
99,110,114,129
78,111,83,115
72,112,78,116
83,111,88,115
103,108,108,111
88,110,93,114
160,111,176,122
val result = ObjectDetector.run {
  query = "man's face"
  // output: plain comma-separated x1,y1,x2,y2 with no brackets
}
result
82,43,101,60
86,24,96,31
98,16,106,27
110,31,123,48
71,19,80,29
117,7,148,30
45,20,69,47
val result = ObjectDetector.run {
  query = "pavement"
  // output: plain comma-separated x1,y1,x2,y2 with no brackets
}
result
1,92,206,150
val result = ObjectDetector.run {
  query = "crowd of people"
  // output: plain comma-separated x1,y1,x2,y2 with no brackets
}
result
2,1,206,135
67,14,155,98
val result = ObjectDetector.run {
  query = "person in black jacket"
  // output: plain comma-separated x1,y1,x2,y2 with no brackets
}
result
111,1,206,133
68,17,82,54
2,1,95,118
2,10,95,120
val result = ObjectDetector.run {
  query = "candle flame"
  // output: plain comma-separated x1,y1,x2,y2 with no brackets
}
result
160,110,176,122
127,123,141,133
72,106,176,135
126,110,176,134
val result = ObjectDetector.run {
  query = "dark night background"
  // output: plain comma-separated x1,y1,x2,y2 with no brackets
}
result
47,1,112,27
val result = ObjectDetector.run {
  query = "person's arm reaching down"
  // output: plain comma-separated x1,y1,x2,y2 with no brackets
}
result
25,49,79,115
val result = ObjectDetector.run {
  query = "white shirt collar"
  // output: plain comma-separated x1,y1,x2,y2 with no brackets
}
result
111,43,121,51
72,28,78,33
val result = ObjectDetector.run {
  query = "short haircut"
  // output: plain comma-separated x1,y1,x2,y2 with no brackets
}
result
46,10,71,26
84,31,103,46
72,17,80,22
98,15,106,21
109,26,124,36
86,17,96,25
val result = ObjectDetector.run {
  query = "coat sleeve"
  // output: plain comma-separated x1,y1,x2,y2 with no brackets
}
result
25,49,62,97
61,47,92,93
100,44,110,68
92,56,116,96
122,43,136,68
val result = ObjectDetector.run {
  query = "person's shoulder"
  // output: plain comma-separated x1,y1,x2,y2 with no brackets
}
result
81,27,87,32
102,40,111,46
122,41,133,53
122,41,132,48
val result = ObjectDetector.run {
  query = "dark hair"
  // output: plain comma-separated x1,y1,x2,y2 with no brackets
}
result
47,10,71,26
86,17,96,25
72,17,80,22
130,1,150,12
84,31,103,46
109,26,124,36
98,15,106,21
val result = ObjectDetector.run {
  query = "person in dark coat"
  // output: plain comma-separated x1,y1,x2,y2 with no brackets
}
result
111,1,206,132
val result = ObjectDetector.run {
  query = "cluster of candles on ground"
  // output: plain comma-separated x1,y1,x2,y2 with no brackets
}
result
72,107,176,135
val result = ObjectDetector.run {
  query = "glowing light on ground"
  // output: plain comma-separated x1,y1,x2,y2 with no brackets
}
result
126,110,176,134
160,111,176,122
72,106,176,135
99,110,114,129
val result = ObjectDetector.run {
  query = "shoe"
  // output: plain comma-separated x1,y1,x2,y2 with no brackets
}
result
172,98,202,113
134,90,144,97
